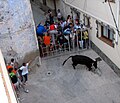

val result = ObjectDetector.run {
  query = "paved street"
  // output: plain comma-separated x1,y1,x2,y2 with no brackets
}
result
20,49,120,103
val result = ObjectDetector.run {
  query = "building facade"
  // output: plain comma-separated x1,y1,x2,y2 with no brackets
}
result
58,0,120,75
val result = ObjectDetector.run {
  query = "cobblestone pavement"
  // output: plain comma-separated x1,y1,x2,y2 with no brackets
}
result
20,49,120,103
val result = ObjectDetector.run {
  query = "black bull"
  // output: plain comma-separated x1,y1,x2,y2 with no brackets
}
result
62,55,98,71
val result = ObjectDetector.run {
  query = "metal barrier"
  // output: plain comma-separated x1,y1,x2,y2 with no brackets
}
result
39,31,90,58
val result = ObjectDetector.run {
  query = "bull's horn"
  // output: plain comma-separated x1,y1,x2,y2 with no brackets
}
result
95,57,102,61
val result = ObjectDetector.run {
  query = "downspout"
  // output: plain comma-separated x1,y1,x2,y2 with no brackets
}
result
116,0,119,44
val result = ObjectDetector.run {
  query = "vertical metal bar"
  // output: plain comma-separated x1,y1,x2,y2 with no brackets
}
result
68,35,71,51
73,33,75,49
85,39,86,49
88,28,91,49
76,33,79,50
81,28,83,49
52,34,55,45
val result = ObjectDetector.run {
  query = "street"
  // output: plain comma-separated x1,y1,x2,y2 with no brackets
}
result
20,49,120,103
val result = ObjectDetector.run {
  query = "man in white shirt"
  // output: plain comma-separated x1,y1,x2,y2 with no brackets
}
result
19,62,30,85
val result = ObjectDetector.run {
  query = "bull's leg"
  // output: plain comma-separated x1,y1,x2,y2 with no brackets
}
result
72,63,77,69
88,67,92,71
72,64,75,69
86,64,92,71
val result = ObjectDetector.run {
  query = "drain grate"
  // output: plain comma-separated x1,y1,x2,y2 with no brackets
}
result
46,70,54,77
47,71,51,75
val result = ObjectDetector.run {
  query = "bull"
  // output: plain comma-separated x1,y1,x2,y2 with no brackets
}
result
62,55,98,71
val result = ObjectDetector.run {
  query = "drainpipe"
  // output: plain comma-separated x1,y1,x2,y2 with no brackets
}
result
115,0,119,45
53,0,57,16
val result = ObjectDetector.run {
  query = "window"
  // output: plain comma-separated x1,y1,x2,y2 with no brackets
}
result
71,7,81,24
96,20,114,47
76,12,80,20
83,14,90,27
71,8,80,19
105,0,115,3
101,25,113,41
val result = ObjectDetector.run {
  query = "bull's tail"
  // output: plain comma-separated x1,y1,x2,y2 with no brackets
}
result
62,56,72,66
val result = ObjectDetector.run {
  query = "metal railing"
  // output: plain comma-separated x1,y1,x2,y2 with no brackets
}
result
39,31,90,58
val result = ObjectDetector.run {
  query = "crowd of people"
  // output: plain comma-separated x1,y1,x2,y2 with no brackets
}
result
6,58,31,100
36,9,89,57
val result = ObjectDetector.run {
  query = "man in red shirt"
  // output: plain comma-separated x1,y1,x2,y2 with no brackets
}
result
49,22,58,45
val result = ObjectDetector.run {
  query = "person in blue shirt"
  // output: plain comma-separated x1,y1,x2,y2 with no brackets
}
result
36,23,47,38
36,23,47,57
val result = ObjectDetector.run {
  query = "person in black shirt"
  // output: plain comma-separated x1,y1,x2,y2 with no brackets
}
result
57,32,68,51
8,68,18,84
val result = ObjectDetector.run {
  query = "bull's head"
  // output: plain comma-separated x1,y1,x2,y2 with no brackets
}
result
94,57,102,69
93,61,97,69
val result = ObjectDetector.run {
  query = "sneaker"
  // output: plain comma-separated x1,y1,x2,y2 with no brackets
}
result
17,97,20,100
24,89,29,93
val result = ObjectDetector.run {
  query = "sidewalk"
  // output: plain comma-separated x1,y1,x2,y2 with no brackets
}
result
20,49,120,103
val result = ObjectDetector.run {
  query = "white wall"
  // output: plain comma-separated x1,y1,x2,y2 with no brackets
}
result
90,18,120,68
119,15,120,28
0,50,17,103
65,0,117,28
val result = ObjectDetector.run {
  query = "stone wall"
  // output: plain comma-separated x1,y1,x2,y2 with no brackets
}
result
0,0,38,64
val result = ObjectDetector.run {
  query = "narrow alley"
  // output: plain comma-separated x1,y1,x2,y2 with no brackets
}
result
20,49,120,103
0,0,120,103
